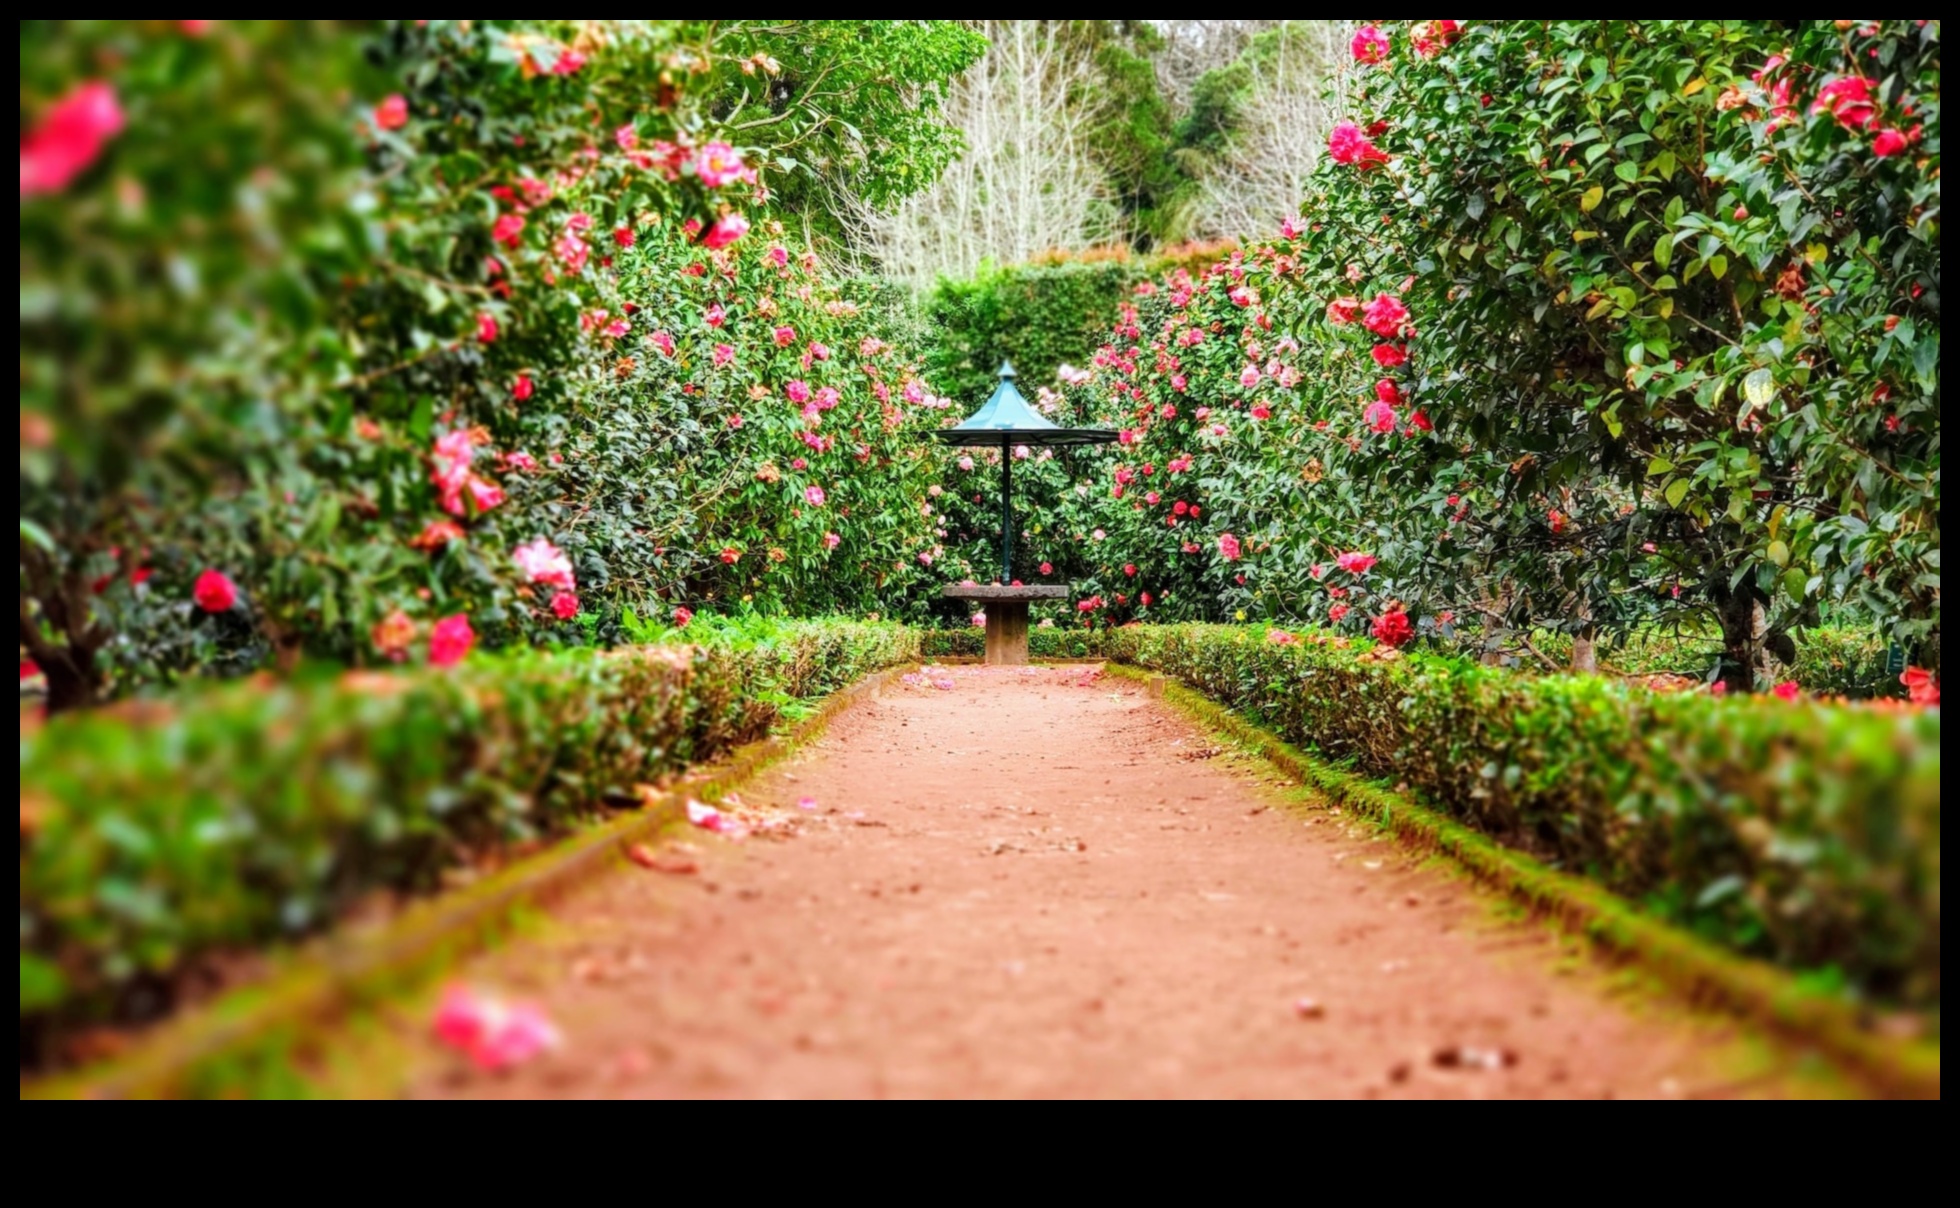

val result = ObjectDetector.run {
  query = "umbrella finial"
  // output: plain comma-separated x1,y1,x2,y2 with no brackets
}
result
997,360,1017,380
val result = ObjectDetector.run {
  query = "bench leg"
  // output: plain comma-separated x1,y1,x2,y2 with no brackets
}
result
985,601,1031,665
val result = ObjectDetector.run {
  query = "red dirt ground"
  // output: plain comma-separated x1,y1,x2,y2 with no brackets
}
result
370,665,1825,1099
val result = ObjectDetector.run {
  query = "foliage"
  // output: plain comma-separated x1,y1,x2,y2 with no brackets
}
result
1102,624,1941,1006
19,20,978,707
925,259,1145,402
19,618,917,1045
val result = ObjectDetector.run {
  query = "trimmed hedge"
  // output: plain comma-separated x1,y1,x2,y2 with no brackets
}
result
919,627,1109,660
19,619,916,1041
925,259,1142,403
1099,625,1941,1007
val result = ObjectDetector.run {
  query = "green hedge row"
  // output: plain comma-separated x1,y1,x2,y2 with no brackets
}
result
924,259,1142,403
919,627,1109,660
19,619,917,1042
1098,625,1941,1007
1500,625,1901,699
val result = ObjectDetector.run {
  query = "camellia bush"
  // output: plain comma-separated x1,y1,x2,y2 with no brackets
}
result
1047,20,1939,694
19,19,983,709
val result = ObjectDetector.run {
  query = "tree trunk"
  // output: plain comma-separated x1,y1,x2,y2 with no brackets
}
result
1571,625,1599,674
1715,581,1784,693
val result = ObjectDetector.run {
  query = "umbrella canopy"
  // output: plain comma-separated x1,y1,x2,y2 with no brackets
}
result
930,362,1117,448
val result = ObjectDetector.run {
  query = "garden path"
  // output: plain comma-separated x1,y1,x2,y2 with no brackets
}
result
385,664,1818,1099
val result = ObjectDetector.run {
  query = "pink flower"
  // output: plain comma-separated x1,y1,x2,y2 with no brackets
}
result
1239,365,1261,389
1371,343,1408,368
971,612,987,628
695,142,747,188
432,983,560,1071
513,537,576,589
1361,293,1409,338
615,123,639,151
816,386,841,410
713,343,735,367
512,374,534,401
768,244,789,269
1771,680,1802,702
429,614,475,666
1871,127,1909,158
502,450,538,472
1371,609,1414,646
1250,403,1271,421
1364,400,1397,433
1708,681,1728,696
786,380,811,404
551,49,587,76
1038,561,1054,575
555,231,589,274
1350,24,1390,64
476,313,499,344
704,303,726,328
1218,532,1242,561
720,547,741,565
1014,445,1030,460
1812,76,1877,131
1336,552,1377,575
491,213,525,248
550,591,580,620
805,485,827,506
192,569,238,613
650,330,676,357
1124,563,1138,577
375,94,409,131
726,414,743,428
1328,121,1388,167
1326,296,1363,325
1329,602,1351,622
1901,666,1939,706
1268,628,1300,646
1410,20,1460,58
773,325,797,346
702,213,749,249
662,605,690,630
823,531,841,550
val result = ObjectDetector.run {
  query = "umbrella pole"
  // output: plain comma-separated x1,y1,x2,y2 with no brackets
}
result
999,439,1012,585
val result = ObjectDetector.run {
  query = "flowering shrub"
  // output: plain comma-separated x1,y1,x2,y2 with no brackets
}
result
19,617,916,1048
1102,624,1941,1006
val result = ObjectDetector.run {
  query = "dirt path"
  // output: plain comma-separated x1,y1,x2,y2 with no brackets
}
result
356,665,1824,1099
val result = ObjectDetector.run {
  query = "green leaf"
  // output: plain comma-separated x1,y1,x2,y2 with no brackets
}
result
1767,539,1790,568
1664,478,1690,508
1742,367,1776,408
1646,457,1674,476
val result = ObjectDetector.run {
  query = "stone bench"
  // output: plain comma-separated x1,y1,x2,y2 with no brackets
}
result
942,584,1071,665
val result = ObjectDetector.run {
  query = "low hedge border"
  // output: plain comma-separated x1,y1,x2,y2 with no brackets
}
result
20,619,918,1060
1096,625,1940,1013
1108,664,1939,1099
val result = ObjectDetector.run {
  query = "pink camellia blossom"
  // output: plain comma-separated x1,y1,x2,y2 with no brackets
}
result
767,244,789,269
551,49,587,76
513,537,575,589
1328,121,1389,167
1871,127,1909,158
1250,403,1271,421
726,413,743,429
786,380,811,404
686,798,749,839
1218,532,1243,561
773,325,796,346
375,94,409,131
1771,680,1802,701
550,591,580,620
1811,76,1877,130
476,313,499,344
1268,628,1300,646
1361,293,1410,338
1410,20,1460,58
958,455,975,472
713,343,735,367
815,386,840,410
1350,24,1390,64
1124,563,1138,577
695,142,747,187
555,231,589,274
671,606,694,628
1013,445,1030,461
720,547,741,565
824,532,841,550
1239,365,1262,389
805,485,827,506
1364,400,1397,433
1326,296,1364,325
1092,528,1106,541
1329,602,1351,623
702,212,749,250
492,213,525,248
649,330,676,357
971,612,987,628
431,984,560,1072
704,303,726,328
512,374,534,401
503,450,539,472
1371,343,1408,368
429,614,475,666
193,569,238,613
1039,561,1054,575
1371,608,1414,647
1336,552,1378,575
565,212,593,234
615,123,639,151
613,225,635,248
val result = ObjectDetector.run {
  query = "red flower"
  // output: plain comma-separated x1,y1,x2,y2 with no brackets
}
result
1335,551,1377,575
22,659,42,679
1361,293,1409,338
1329,603,1350,623
1375,378,1404,406
192,569,238,613
1039,561,1054,575
1901,666,1939,706
1871,127,1909,158
491,213,525,249
550,591,580,620
1771,680,1802,701
1811,77,1877,131
1371,343,1408,368
19,81,124,197
1408,409,1433,433
1410,20,1460,58
375,94,409,132
1326,296,1364,325
1549,508,1566,534
1328,120,1389,167
1218,532,1242,561
1251,403,1271,420
476,313,499,344
1077,595,1103,612
429,614,475,667
1350,25,1390,64
673,606,694,628
512,374,534,401
702,213,750,250
719,547,741,565
1371,609,1413,646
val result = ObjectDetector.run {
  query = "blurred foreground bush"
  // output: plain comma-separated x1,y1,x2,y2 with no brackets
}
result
19,617,915,1052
